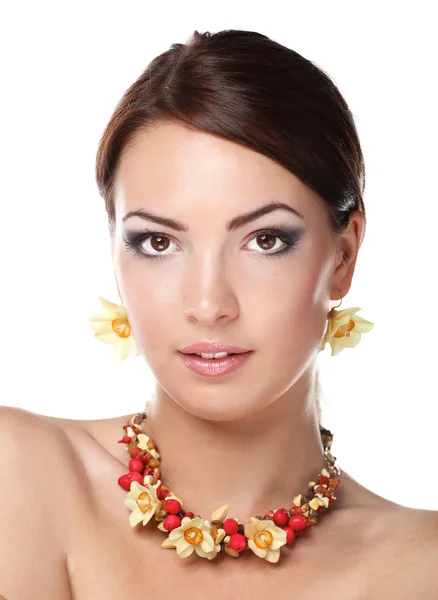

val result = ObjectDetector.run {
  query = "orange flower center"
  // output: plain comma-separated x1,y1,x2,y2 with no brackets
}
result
254,529,273,549
333,319,354,338
184,527,203,545
136,491,152,514
112,317,131,338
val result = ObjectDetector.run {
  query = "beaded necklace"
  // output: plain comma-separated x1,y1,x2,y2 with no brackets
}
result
117,405,341,563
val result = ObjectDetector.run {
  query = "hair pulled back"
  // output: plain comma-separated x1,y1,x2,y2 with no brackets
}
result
95,29,367,423
96,28,366,242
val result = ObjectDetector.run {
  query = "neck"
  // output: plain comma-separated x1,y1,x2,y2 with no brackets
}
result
143,364,332,522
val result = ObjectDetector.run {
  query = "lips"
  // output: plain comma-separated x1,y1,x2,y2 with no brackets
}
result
179,342,252,355
179,350,254,376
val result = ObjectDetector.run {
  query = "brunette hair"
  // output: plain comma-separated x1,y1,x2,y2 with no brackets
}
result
95,28,367,422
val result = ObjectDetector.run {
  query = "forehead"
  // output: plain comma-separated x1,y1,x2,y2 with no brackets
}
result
114,120,325,222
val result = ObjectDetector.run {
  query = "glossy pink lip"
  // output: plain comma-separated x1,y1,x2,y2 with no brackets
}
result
179,342,252,355
178,351,254,377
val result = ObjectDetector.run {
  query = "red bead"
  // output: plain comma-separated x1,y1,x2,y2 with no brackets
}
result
282,526,296,544
264,510,275,519
118,474,131,491
319,475,329,486
288,514,309,532
223,518,239,535
273,508,289,527
117,471,144,491
185,511,195,518
128,458,144,473
139,452,152,464
144,466,155,475
132,471,144,484
290,506,303,514
163,515,181,531
130,471,144,485
157,485,171,500
165,498,182,514
229,533,246,552
118,435,132,444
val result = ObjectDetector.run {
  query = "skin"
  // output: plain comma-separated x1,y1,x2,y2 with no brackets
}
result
3,119,437,599
110,117,366,520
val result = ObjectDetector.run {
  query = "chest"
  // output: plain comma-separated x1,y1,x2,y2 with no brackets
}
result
63,430,417,600
66,527,370,600
65,472,372,600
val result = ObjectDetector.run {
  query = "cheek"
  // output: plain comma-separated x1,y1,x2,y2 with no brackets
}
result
118,266,181,360
252,250,330,357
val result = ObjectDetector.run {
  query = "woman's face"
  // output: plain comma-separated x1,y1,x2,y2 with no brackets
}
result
111,120,343,421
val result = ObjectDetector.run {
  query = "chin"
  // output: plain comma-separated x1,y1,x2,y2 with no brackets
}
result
166,384,269,423
189,402,262,423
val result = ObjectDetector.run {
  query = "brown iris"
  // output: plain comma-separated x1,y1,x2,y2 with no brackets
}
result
256,233,276,250
150,234,170,252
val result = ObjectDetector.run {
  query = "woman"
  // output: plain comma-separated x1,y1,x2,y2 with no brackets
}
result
1,28,437,599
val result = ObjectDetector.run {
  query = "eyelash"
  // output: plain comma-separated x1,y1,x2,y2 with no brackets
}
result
123,228,302,261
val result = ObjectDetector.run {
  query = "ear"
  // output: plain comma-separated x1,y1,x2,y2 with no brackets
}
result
330,210,364,300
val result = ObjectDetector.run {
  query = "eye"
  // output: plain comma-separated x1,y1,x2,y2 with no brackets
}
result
244,228,303,258
246,231,291,255
123,230,178,260
138,233,176,256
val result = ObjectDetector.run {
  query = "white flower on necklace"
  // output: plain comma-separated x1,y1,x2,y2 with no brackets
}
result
244,519,287,563
124,480,162,527
166,516,218,559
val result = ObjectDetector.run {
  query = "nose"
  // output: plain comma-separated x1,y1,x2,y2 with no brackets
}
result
182,257,239,326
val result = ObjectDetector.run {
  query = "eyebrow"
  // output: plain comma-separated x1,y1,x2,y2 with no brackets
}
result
122,201,304,231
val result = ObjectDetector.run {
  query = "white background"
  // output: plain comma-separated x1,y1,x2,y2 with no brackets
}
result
0,1,436,509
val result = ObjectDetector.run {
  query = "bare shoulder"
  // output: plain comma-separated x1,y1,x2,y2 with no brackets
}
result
0,405,77,459
363,504,438,597
0,405,74,599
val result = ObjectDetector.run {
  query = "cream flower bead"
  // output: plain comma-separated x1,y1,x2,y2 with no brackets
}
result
89,296,141,360
167,516,218,559
124,480,161,527
244,519,287,563
136,433,160,460
319,306,374,356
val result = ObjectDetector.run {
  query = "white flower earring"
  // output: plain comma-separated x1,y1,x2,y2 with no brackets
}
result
89,296,141,360
319,295,374,356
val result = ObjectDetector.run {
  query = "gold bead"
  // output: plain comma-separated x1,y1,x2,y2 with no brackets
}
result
224,545,240,557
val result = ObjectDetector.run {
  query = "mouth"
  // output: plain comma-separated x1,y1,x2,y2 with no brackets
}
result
190,352,237,358
178,350,254,377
